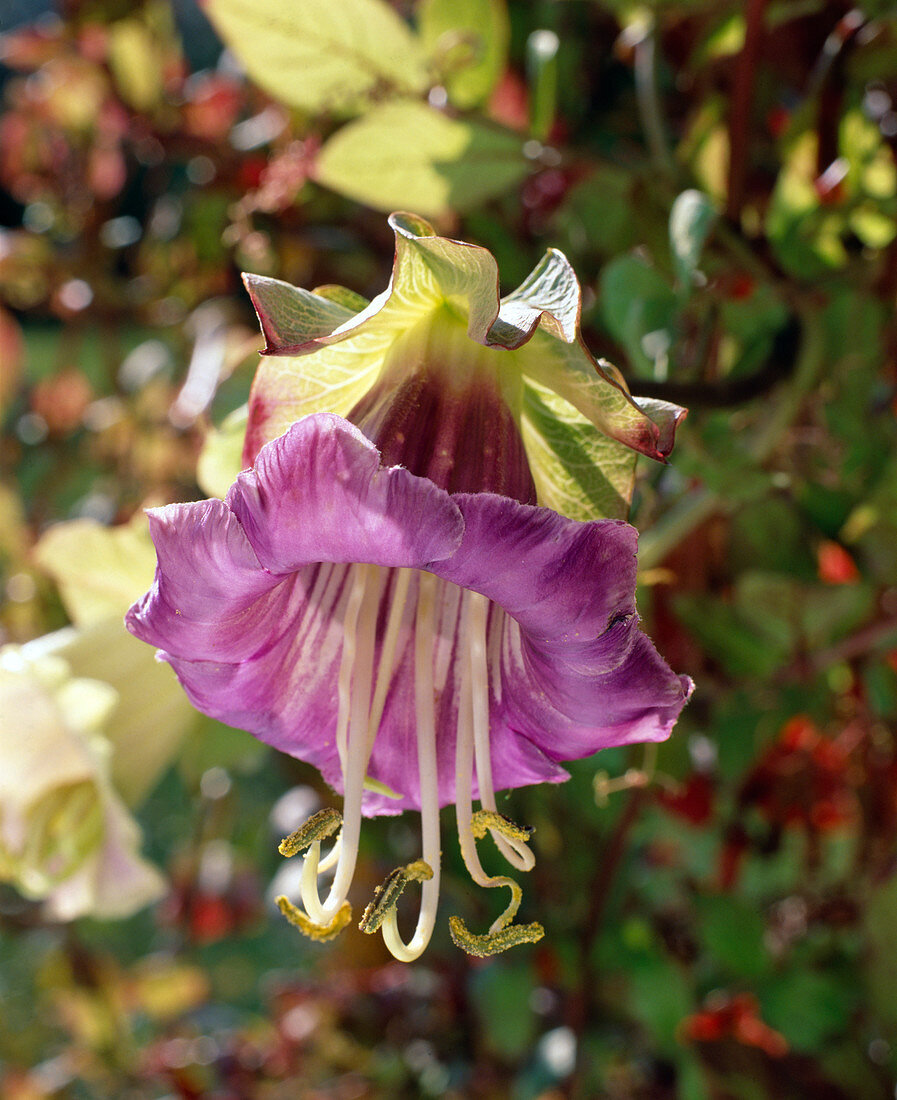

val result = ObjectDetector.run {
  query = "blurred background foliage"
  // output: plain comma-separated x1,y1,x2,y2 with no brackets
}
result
1,0,896,1097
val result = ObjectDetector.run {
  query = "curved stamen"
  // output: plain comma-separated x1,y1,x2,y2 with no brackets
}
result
453,668,514,894
471,810,533,846
276,894,352,942
316,831,342,874
278,807,342,857
448,913,544,957
379,569,442,962
453,622,543,955
468,593,536,873
302,565,382,924
359,859,433,934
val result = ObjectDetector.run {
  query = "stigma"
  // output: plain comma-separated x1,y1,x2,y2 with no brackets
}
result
274,563,542,961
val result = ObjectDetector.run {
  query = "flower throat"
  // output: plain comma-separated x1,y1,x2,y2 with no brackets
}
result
346,312,537,502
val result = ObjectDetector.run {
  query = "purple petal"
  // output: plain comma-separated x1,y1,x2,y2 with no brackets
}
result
127,414,690,815
429,492,692,768
431,492,638,646
228,414,464,574
127,416,463,780
126,499,283,662
161,564,353,779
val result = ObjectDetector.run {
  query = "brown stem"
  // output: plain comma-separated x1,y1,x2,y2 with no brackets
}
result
814,11,866,176
807,615,897,674
726,0,769,223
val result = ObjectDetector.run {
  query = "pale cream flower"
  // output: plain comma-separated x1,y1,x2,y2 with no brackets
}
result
0,645,165,921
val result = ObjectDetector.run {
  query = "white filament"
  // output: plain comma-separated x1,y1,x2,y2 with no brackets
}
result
381,570,442,961
290,573,530,955
467,593,535,873
366,567,411,754
301,564,379,923
334,565,367,775
454,646,491,888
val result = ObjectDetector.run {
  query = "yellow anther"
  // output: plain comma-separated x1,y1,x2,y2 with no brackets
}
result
447,872,542,958
278,807,342,857
448,915,544,958
275,895,353,942
470,810,533,843
359,859,433,934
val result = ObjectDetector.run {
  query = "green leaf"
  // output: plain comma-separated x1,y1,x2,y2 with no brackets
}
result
470,961,536,1059
628,953,693,1053
598,255,677,378
669,189,716,290
315,101,528,216
767,134,849,278
734,572,876,652
849,204,896,249
674,594,790,678
729,498,811,577
418,0,509,109
552,168,637,258
761,969,858,1052
203,0,426,115
696,894,768,979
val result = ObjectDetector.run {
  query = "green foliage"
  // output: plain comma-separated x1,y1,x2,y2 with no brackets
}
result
316,100,528,216
204,0,427,114
669,189,717,292
419,0,509,109
599,255,678,378
696,894,767,979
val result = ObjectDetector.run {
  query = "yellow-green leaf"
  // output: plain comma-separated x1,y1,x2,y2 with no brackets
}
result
204,0,427,114
315,101,528,216
197,403,250,498
418,0,509,109
34,513,158,626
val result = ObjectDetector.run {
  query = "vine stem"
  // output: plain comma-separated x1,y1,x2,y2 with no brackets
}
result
563,788,647,1098
726,0,768,223
633,17,675,179
637,305,826,571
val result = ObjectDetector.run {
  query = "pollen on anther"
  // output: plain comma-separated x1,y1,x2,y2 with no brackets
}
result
278,807,342,857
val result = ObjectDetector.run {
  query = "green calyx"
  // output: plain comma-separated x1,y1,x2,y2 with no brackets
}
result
201,213,685,522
